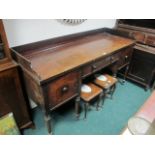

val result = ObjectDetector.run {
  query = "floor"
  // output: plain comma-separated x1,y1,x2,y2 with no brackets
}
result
24,80,151,135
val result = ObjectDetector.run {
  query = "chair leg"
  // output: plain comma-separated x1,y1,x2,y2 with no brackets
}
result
96,91,104,110
75,97,80,120
101,91,106,107
84,102,89,119
110,84,116,99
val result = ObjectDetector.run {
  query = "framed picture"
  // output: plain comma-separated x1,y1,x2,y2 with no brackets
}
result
0,113,20,135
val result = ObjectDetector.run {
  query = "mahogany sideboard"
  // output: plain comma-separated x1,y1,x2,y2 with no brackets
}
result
0,20,33,131
11,28,135,134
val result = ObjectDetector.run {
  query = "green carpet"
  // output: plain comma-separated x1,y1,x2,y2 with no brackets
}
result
24,81,151,135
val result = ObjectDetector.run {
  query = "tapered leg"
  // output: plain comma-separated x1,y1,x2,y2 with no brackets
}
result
102,91,106,107
75,96,80,119
41,104,52,134
110,84,116,99
84,102,87,119
96,91,103,110
44,113,51,134
84,102,89,119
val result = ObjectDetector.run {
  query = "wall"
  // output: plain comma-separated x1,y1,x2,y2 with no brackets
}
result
3,19,116,47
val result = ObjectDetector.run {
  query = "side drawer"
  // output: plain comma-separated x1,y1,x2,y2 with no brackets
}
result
92,56,111,72
45,71,80,110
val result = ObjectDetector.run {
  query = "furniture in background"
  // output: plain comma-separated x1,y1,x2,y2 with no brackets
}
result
115,20,155,90
0,113,20,135
94,74,118,99
122,91,155,135
80,83,103,119
0,20,33,131
152,80,155,91
11,28,135,133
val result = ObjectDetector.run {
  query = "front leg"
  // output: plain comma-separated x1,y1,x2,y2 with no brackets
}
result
44,112,52,134
41,104,52,134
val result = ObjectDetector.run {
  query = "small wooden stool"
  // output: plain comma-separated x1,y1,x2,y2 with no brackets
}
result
80,83,103,119
94,74,117,99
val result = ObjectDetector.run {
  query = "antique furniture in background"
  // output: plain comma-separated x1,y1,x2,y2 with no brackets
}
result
115,20,155,90
0,20,33,131
11,28,135,133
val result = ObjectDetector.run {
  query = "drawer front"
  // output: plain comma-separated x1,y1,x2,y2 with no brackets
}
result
46,71,80,109
82,64,92,78
117,28,145,43
146,35,155,47
131,31,145,43
110,52,120,64
93,57,110,72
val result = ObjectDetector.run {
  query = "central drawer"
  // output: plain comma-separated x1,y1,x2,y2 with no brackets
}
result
92,56,111,72
46,71,80,109
110,52,120,64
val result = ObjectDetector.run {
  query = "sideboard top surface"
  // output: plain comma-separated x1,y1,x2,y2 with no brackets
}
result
12,32,134,81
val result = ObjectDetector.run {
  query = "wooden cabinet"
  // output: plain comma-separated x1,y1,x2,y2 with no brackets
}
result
128,46,155,89
0,66,33,129
115,19,155,89
0,19,33,130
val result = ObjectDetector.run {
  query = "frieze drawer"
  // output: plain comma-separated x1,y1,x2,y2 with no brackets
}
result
92,57,111,72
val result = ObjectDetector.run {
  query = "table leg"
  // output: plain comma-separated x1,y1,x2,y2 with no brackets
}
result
123,65,129,83
41,104,52,134
44,113,52,134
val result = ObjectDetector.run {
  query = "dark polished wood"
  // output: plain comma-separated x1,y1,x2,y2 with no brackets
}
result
81,83,103,102
0,19,33,131
115,20,155,90
94,74,118,89
11,28,135,133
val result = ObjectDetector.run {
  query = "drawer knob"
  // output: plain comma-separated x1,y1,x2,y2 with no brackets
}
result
61,85,69,93
92,65,97,69
125,55,128,59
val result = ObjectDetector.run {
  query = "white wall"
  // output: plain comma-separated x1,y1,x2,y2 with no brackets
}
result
3,19,116,47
